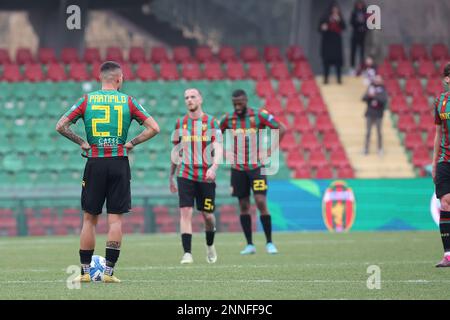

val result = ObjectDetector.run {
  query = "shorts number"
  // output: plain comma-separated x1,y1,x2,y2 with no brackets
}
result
204,198,214,211
91,105,123,137
253,179,267,191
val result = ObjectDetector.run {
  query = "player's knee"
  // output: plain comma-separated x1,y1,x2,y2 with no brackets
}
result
180,208,192,219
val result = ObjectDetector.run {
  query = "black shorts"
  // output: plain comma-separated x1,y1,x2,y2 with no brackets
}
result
436,162,450,199
231,167,268,199
81,157,131,215
177,177,216,213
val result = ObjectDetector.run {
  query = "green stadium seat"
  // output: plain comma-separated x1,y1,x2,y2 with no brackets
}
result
57,170,82,187
13,136,35,154
34,82,56,100
11,82,36,100
122,81,144,98
2,102,24,119
0,82,12,100
35,135,57,154
34,171,58,188
14,171,33,189
24,154,47,172
0,171,14,188
24,98,45,118
55,82,82,100
66,154,85,171
2,154,24,172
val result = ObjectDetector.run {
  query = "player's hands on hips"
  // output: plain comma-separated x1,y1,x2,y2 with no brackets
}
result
169,177,177,193
80,142,91,153
205,168,216,182
125,142,134,153
432,163,437,182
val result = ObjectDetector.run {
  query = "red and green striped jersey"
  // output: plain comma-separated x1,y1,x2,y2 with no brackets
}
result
172,113,221,182
434,92,450,163
64,90,150,158
219,107,280,171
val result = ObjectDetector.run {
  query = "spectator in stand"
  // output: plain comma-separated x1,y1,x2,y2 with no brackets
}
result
359,55,377,86
349,0,369,75
319,2,346,84
363,75,388,156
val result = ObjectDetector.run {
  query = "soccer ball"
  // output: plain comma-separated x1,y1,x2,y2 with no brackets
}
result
90,255,106,282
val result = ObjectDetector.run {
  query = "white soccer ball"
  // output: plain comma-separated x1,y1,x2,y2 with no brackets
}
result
90,255,106,282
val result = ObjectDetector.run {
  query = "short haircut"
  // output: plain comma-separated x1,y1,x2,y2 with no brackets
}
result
185,88,202,97
232,89,247,98
444,62,450,78
100,61,121,73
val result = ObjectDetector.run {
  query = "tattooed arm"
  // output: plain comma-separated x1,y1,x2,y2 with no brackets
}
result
55,115,90,152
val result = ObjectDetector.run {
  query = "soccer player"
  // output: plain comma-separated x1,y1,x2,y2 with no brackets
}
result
219,89,286,255
56,61,160,282
169,88,221,264
433,62,450,267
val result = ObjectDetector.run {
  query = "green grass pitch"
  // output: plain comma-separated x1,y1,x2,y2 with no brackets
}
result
0,231,448,299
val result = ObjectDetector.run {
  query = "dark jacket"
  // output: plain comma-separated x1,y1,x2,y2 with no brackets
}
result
319,14,346,65
350,8,368,37
363,84,388,118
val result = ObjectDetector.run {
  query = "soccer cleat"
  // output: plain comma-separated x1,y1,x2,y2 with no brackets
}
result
103,274,121,283
240,244,256,255
266,242,278,254
72,273,91,283
435,256,450,267
206,245,217,264
180,252,194,264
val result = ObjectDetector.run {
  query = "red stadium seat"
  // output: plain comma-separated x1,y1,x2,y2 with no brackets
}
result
16,48,34,65
0,48,11,64
292,114,313,133
426,78,444,97
173,46,192,64
285,96,305,116
384,79,402,96
280,132,297,151
24,63,44,82
417,113,435,132
153,206,176,233
61,47,79,64
276,114,290,128
255,80,276,99
106,47,124,62
248,62,268,80
389,94,410,114
302,132,321,151
263,46,282,62
425,131,435,149
412,146,431,167
396,60,415,78
295,165,312,179
240,46,260,62
286,149,307,169
218,46,237,63
300,79,320,97
160,62,180,80
410,95,430,114
38,48,57,64
265,97,284,115
404,131,423,150
129,46,146,64
336,166,355,179
46,63,67,81
315,116,335,133
278,79,297,97
388,44,406,61
306,96,328,115
204,62,224,80
404,78,423,96
181,62,202,80
195,46,214,63
121,63,135,80
323,131,341,151
397,114,417,132
316,166,334,179
226,62,246,80
286,45,306,62
83,47,101,64
328,146,350,168
150,47,169,63
431,43,449,61
308,148,328,168
410,44,429,61
377,61,395,79
292,62,314,79
270,62,290,80
417,60,438,78
69,62,90,81
2,63,23,82
90,61,101,80
135,63,158,81
218,205,240,232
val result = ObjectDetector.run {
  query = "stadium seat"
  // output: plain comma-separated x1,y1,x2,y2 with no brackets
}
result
0,48,11,64
218,205,240,232
38,48,57,64
265,97,284,115
218,46,237,63
204,62,224,80
68,62,90,81
106,46,124,62
285,96,305,116
404,78,423,96
226,62,246,80
15,48,34,65
397,113,417,132
384,79,402,97
377,61,395,79
181,62,202,80
322,130,341,151
315,116,335,133
410,95,430,114
0,215,17,236
426,78,444,97
61,47,79,64
336,165,355,179
389,95,409,114
153,205,176,233
294,164,312,178
270,62,290,80
404,131,423,150
417,113,434,132
24,63,44,82
135,63,158,81
286,149,306,169
292,61,314,79
248,62,268,80
388,44,406,61
308,148,328,168
263,46,282,62
316,166,333,179
286,45,306,62
411,145,431,167
195,46,214,63
121,63,135,80
277,79,297,97
292,114,312,133
240,46,260,62
329,147,349,169
280,132,297,151
83,47,101,64
431,43,449,61
160,62,180,80
417,60,438,78
2,64,23,82
129,46,146,64
173,46,192,64
300,79,320,97
150,47,169,63
46,63,67,81
255,80,275,99
410,43,429,61
301,132,321,151
395,60,415,78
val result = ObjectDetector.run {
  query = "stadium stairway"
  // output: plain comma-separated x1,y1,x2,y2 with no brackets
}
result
318,76,415,178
